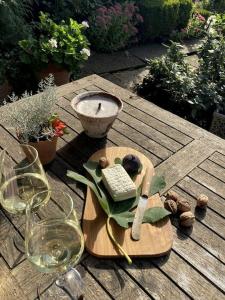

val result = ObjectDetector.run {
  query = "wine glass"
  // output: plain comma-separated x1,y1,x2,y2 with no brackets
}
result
0,144,49,215
25,189,84,299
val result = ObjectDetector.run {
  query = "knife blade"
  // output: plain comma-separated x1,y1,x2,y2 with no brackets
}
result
131,166,154,241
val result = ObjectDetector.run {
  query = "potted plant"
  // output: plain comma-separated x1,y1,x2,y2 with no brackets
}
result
2,75,68,165
19,12,90,86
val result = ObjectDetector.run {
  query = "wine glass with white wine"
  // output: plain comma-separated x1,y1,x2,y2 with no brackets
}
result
0,144,49,215
25,189,84,299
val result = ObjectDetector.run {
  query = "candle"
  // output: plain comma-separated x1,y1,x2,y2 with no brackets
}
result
76,95,120,118
71,91,123,138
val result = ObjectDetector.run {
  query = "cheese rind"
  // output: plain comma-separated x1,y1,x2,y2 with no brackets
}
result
102,164,137,201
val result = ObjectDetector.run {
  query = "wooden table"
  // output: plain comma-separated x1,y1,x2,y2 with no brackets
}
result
0,74,225,299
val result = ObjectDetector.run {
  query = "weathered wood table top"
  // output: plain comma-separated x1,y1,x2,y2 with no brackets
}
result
1,74,225,299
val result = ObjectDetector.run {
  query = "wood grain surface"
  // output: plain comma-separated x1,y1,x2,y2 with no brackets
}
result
83,147,173,257
1,74,225,299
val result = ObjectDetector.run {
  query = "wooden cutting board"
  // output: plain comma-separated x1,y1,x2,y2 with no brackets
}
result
82,147,173,257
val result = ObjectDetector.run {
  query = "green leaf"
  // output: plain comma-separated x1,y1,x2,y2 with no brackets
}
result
83,161,102,184
111,211,134,228
67,170,109,214
143,207,171,224
114,157,122,164
150,175,166,196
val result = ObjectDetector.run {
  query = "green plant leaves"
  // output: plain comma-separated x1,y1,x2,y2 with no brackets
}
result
67,170,109,214
150,175,166,196
143,207,171,224
83,161,102,184
111,211,134,228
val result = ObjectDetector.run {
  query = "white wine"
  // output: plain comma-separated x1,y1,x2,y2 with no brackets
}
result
26,220,84,273
0,173,49,214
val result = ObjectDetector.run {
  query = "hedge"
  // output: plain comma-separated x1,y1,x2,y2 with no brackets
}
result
136,0,193,40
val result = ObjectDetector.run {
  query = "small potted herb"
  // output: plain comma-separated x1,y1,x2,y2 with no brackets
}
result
19,12,90,85
2,75,68,165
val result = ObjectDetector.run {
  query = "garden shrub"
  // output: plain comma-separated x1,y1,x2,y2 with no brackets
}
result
88,2,143,52
33,0,108,22
137,34,225,129
136,0,193,40
177,0,193,29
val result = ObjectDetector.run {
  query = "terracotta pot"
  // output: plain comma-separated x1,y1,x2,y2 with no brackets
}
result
0,80,13,101
28,136,58,165
210,112,225,139
37,63,71,86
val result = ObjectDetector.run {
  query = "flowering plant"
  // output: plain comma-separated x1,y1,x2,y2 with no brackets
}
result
88,2,143,52
19,12,90,72
171,13,207,41
2,75,68,142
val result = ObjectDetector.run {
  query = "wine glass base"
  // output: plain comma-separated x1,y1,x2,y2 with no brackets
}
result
55,268,84,300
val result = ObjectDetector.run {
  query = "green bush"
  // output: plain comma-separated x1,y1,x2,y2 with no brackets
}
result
137,35,225,129
207,0,225,13
177,0,193,29
136,0,193,39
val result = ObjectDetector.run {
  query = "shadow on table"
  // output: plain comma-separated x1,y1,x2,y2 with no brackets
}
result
56,132,109,172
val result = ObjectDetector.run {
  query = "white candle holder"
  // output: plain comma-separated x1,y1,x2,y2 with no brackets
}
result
71,91,123,138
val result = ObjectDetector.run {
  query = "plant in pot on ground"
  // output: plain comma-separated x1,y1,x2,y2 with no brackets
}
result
2,75,68,165
19,12,90,85
88,2,143,53
137,32,225,130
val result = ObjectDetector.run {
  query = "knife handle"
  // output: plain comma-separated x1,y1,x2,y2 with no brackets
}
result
141,166,153,197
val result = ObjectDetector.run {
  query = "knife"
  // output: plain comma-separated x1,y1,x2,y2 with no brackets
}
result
131,166,154,241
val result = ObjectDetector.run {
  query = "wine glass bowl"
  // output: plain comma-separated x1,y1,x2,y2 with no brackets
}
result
25,189,84,274
0,144,49,214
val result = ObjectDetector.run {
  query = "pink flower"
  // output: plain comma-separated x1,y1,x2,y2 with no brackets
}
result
123,24,129,33
197,14,206,22
136,14,144,23
97,6,107,15
114,3,122,14
96,16,107,27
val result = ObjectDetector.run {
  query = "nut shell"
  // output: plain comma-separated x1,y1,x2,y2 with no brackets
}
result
166,190,179,202
164,199,177,214
177,199,191,213
180,211,195,227
197,194,208,208
99,157,109,169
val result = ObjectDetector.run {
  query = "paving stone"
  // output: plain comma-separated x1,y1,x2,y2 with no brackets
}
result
83,50,145,74
129,43,167,61
102,68,149,91
182,39,204,54
184,54,199,70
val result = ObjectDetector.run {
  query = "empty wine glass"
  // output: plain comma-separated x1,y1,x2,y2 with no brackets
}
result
0,144,49,214
25,189,84,299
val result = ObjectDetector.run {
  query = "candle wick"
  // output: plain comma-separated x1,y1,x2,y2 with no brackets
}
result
96,103,101,114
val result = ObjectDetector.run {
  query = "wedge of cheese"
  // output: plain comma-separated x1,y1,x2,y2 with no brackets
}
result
102,164,137,201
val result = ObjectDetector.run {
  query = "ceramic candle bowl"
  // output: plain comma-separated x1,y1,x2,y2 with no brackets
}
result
71,91,123,138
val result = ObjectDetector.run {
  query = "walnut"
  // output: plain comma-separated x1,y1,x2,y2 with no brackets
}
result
166,190,179,202
177,199,191,213
164,199,177,214
197,194,208,208
99,157,109,169
180,211,195,227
